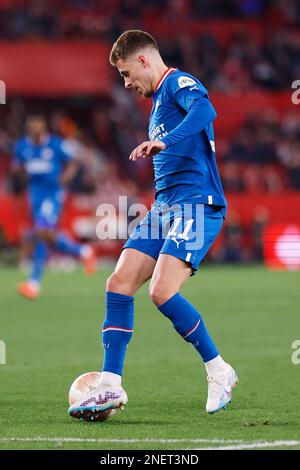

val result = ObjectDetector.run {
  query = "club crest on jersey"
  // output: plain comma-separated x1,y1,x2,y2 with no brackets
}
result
42,148,54,160
178,76,196,88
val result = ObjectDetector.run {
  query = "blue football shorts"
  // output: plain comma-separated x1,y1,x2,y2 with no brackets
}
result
124,202,226,273
29,189,65,229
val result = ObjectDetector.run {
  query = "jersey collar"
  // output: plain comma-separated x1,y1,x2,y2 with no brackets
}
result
154,67,176,93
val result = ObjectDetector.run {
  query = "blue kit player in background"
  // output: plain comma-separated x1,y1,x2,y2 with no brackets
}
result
13,114,96,300
68,30,238,421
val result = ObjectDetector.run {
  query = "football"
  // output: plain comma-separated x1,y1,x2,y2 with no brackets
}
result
68,372,117,422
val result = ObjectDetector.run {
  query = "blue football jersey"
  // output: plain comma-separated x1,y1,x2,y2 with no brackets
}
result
149,68,226,207
13,135,74,194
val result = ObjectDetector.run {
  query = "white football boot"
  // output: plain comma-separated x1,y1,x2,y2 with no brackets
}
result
68,384,128,421
206,364,238,414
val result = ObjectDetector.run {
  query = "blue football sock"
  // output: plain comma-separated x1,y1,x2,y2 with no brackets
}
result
158,293,219,362
30,241,48,284
102,292,134,376
55,233,82,257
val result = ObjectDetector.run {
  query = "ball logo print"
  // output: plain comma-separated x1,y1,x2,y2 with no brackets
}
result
0,80,6,104
0,340,6,365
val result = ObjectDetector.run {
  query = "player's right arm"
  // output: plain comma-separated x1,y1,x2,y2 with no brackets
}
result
129,140,166,160
11,139,27,187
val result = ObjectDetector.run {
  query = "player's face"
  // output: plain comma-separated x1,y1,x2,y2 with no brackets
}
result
117,56,154,98
26,117,47,138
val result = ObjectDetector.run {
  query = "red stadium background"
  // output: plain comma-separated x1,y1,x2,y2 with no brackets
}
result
0,0,300,269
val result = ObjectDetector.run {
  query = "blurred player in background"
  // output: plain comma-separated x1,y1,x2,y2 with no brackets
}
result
68,30,238,421
12,114,96,300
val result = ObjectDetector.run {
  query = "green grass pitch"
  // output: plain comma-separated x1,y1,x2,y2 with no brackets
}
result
0,265,299,450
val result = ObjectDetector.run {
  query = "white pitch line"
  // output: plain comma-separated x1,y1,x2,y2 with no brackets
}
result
0,438,299,449
191,440,300,450
0,437,243,444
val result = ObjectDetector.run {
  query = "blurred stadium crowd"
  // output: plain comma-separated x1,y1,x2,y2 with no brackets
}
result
0,0,300,264
1,0,300,92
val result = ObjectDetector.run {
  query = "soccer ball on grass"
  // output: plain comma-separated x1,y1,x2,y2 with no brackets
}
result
68,371,117,422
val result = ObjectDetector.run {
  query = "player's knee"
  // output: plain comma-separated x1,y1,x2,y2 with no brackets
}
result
149,281,172,307
35,228,54,243
106,271,122,293
35,228,46,239
106,271,136,296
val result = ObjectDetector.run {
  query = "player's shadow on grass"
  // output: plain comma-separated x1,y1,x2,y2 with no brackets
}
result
110,419,176,426
76,419,176,426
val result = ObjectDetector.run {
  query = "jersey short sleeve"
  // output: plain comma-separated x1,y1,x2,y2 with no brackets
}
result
166,73,210,113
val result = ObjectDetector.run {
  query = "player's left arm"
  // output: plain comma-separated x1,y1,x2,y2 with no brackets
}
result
129,76,216,160
11,140,28,188
159,76,217,149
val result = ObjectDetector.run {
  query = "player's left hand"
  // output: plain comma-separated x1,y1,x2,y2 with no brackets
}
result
129,140,166,161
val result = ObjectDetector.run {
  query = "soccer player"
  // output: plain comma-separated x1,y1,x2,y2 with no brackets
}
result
13,114,96,300
68,30,238,419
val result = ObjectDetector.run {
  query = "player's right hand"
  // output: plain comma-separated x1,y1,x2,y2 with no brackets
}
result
129,140,166,161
